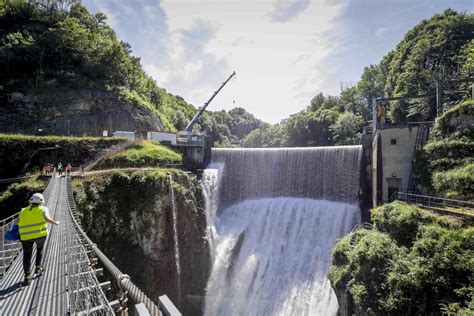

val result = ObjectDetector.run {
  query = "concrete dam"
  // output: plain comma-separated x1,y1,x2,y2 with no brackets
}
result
202,146,363,315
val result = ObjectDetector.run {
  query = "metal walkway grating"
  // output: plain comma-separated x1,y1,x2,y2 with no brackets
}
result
0,176,113,315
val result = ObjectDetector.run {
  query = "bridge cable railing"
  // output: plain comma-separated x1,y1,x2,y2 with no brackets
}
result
64,177,114,315
66,177,181,316
0,173,55,278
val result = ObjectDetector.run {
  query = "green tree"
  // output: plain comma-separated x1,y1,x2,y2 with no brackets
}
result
330,202,474,315
330,112,362,145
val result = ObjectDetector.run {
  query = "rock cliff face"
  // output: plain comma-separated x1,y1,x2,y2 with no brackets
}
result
0,90,163,136
73,169,210,315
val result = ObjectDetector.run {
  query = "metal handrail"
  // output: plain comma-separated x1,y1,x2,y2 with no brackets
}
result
83,140,134,172
349,222,373,233
0,214,21,277
395,192,474,210
348,222,373,247
0,174,55,277
65,177,166,315
0,175,36,184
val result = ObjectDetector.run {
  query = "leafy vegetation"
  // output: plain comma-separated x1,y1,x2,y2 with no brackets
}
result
0,175,45,219
103,140,182,168
0,0,196,131
432,99,474,140
197,107,264,147
433,163,474,199
383,10,473,122
412,100,474,198
329,202,473,315
0,133,126,178
242,94,348,147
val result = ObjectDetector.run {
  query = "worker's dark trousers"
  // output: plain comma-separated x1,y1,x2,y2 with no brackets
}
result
21,236,47,276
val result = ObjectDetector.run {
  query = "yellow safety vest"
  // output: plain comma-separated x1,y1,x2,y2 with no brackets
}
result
18,205,48,241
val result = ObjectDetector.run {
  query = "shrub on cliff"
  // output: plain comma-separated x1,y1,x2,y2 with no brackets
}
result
0,175,45,219
371,201,440,246
329,202,473,315
348,231,405,314
103,141,182,168
412,99,474,197
386,224,474,315
433,163,474,199
432,100,474,140
423,137,474,171
73,169,209,314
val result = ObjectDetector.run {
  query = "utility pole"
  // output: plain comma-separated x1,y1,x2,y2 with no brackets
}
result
436,79,443,117
372,97,377,132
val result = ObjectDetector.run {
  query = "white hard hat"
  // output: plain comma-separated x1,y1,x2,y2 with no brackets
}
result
29,193,45,204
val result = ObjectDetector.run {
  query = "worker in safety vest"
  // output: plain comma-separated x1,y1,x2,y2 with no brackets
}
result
16,193,59,286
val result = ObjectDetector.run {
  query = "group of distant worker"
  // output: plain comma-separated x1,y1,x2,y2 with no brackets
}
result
43,162,73,176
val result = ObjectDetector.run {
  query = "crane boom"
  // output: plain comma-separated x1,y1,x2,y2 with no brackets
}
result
183,71,236,133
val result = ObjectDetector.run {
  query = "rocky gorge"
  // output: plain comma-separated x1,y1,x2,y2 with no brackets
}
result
72,169,210,315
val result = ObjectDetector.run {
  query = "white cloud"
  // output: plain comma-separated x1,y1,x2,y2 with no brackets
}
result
158,0,346,123
84,0,346,123
375,27,387,39
269,0,312,23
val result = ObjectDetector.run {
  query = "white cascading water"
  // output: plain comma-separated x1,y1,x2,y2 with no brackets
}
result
169,174,182,303
202,146,362,316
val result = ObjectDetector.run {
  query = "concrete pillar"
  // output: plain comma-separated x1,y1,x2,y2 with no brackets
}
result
372,97,377,132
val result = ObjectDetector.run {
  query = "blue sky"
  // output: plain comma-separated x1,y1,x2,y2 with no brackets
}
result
83,0,473,123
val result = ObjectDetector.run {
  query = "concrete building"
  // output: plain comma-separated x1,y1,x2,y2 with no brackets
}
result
371,123,431,206
174,134,211,167
112,131,136,139
380,126,419,201
147,131,177,145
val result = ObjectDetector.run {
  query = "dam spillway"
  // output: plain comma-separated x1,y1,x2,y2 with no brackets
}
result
202,145,362,315
209,146,362,210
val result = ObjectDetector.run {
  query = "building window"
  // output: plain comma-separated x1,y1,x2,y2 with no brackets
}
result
391,138,397,145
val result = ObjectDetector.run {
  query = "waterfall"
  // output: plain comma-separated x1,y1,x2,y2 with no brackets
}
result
202,146,362,316
168,174,182,304
210,146,362,210
201,166,223,257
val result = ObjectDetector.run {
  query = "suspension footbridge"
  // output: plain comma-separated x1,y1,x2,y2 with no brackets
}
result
0,174,179,315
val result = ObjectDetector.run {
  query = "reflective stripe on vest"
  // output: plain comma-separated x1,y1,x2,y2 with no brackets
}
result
18,205,48,241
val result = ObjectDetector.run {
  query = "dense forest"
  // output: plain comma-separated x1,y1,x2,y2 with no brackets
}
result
330,201,473,315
